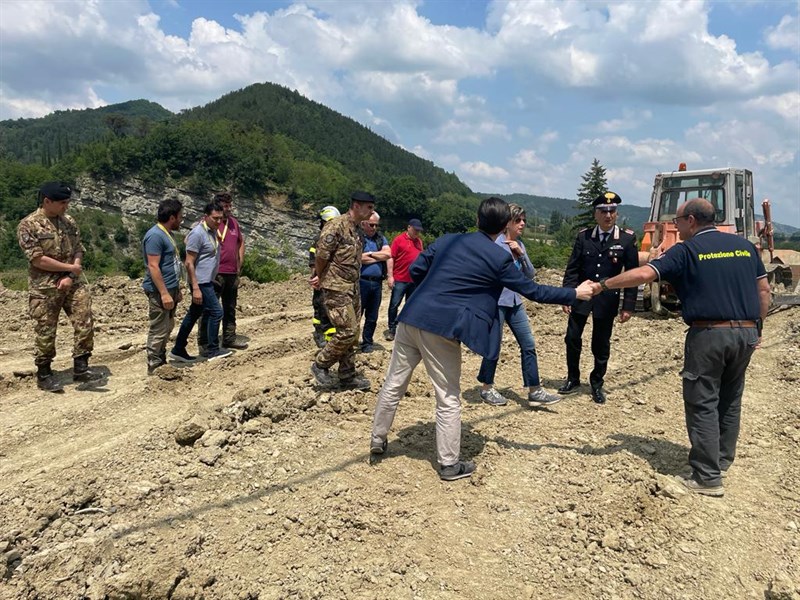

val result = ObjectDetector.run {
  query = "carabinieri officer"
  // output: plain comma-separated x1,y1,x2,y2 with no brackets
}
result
560,191,639,404
593,198,770,497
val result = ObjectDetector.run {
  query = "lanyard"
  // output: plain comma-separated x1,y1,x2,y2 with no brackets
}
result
157,223,178,254
202,221,219,255
217,219,229,244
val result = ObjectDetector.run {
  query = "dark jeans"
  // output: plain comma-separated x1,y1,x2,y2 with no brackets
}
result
682,327,758,485
478,303,541,387
387,280,417,333
174,283,223,354
564,311,615,388
199,273,239,347
360,278,383,346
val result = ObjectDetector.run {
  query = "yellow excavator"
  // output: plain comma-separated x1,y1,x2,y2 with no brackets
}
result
638,164,800,315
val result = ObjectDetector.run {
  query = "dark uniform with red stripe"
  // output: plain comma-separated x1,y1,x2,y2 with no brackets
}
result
562,224,639,391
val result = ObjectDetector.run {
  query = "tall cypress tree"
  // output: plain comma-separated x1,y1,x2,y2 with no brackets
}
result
575,158,608,230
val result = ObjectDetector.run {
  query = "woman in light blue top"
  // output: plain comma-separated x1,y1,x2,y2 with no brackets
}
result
477,204,562,408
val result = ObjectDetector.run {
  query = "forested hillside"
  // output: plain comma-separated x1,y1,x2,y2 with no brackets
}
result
180,83,470,198
0,100,173,165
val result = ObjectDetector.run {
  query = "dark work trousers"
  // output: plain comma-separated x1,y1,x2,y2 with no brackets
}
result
681,327,758,486
199,273,239,348
359,278,383,346
565,312,615,388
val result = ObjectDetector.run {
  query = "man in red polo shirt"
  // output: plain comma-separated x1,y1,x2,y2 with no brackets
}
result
385,219,424,341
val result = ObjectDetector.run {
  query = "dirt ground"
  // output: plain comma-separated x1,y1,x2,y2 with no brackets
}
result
1,272,798,600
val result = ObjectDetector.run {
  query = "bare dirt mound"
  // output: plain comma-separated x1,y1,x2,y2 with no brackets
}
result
1,273,798,600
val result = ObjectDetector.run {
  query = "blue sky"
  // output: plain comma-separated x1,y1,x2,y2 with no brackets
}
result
1,0,798,226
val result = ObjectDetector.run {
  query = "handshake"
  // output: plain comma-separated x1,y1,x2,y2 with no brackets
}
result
574,279,608,301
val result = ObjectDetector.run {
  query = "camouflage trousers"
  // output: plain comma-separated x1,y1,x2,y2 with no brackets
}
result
315,286,361,378
28,285,94,366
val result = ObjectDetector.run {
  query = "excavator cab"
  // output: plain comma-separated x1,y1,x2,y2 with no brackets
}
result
640,167,756,314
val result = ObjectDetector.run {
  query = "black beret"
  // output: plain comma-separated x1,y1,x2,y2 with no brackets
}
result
592,191,622,209
40,181,72,201
351,191,376,204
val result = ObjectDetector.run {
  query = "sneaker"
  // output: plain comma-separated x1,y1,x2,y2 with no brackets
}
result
169,348,197,363
311,362,334,386
341,374,370,390
206,348,233,361
679,475,724,497
384,330,395,341
528,388,562,408
370,438,388,455
439,461,476,481
479,388,508,406
360,343,374,353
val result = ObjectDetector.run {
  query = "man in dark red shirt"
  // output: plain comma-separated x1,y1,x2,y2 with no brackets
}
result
199,192,247,352
385,219,424,340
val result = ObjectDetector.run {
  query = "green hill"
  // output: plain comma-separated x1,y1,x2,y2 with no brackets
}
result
179,82,470,197
0,100,173,166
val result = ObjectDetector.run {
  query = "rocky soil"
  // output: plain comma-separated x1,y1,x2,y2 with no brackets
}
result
0,272,798,600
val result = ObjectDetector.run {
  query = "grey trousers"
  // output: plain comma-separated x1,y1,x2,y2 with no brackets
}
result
371,323,463,466
145,288,180,368
681,327,758,485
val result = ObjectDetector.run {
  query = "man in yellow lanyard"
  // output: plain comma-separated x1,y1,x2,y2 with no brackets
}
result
170,201,232,363
142,199,184,374
199,192,247,353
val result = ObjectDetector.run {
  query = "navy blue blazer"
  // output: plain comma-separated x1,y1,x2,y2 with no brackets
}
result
398,231,576,360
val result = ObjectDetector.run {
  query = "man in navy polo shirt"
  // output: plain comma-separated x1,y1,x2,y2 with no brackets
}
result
595,198,771,497
359,211,392,353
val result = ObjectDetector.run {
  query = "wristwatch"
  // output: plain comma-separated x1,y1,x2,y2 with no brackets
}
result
66,272,77,281
599,278,609,291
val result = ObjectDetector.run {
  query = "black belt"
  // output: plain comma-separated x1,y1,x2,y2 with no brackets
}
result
690,320,757,329
361,275,383,282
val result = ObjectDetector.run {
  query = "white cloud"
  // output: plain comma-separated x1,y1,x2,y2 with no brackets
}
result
594,109,653,133
765,14,800,53
742,92,800,125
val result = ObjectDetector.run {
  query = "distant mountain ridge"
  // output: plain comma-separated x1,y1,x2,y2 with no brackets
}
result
481,192,798,235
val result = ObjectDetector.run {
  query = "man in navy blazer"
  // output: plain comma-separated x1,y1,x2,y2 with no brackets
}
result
370,197,594,481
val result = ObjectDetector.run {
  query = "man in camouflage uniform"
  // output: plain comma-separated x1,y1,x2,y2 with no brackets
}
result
17,182,96,392
309,205,340,348
310,191,375,390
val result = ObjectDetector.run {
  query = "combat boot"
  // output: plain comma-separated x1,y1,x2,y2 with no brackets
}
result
73,354,99,382
37,363,63,393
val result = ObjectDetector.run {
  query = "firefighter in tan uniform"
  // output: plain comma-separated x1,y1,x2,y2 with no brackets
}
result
309,205,340,348
310,191,376,390
17,182,96,392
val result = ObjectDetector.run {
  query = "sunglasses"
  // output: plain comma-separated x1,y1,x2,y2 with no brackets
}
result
363,223,378,228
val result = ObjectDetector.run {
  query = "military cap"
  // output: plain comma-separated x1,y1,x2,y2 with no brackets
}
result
351,191,376,204
592,191,622,211
39,181,72,201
